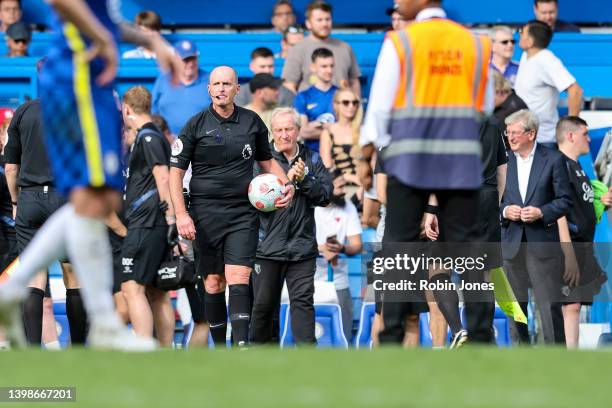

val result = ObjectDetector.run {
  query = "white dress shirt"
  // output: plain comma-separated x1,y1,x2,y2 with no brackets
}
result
515,143,537,202
503,142,537,218
360,7,494,148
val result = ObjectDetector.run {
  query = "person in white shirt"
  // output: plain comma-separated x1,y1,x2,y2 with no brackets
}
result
315,171,362,342
515,20,583,148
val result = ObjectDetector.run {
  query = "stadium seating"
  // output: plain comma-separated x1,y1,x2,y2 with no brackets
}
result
20,0,608,27
3,33,612,109
354,302,375,349
280,303,348,348
52,301,70,348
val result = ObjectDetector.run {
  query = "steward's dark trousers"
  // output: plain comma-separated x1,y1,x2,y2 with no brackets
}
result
250,258,316,345
380,177,480,344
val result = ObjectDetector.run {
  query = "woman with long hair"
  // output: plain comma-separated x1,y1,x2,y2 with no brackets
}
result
319,88,363,200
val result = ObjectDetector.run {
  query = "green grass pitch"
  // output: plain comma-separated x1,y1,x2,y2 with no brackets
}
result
0,347,610,408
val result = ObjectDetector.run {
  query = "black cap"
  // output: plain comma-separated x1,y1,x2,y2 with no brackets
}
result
6,22,31,42
249,73,283,93
385,4,399,16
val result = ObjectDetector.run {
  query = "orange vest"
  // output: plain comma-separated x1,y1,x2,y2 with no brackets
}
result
382,18,491,189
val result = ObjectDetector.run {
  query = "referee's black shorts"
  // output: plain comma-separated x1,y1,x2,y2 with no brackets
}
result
190,201,259,276
15,187,66,252
121,226,168,287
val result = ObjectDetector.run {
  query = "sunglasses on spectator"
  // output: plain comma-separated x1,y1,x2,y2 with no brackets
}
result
497,39,516,45
339,100,359,107
13,39,28,44
285,25,304,34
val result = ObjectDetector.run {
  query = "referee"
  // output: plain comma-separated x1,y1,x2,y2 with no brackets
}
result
3,99,87,345
169,66,295,347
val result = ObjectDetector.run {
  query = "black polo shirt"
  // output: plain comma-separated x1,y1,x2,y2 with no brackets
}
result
563,154,596,243
480,115,508,189
0,165,12,217
124,123,170,228
2,99,54,187
170,104,272,203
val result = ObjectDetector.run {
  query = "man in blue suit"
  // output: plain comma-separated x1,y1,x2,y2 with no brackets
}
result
501,109,572,345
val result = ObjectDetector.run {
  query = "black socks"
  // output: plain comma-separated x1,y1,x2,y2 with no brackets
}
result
228,284,250,347
204,291,227,346
66,288,88,344
22,287,44,345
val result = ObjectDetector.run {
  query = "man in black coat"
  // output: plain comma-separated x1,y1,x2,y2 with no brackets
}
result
250,107,332,344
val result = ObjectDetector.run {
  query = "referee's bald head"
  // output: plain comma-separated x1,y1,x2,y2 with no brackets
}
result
208,66,240,107
209,66,238,85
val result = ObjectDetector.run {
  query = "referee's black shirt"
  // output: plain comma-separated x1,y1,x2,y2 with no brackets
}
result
124,123,170,228
2,100,54,187
170,104,272,203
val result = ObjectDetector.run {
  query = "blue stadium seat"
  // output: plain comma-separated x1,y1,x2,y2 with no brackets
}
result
598,333,612,347
52,301,69,349
279,303,289,340
493,307,512,347
181,319,194,349
354,302,375,349
361,228,377,243
281,304,348,349
419,313,434,347
48,261,63,278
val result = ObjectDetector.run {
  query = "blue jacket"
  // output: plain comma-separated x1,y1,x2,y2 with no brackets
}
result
501,144,572,259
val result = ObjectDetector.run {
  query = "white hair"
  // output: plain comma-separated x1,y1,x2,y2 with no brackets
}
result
505,109,539,133
270,107,301,129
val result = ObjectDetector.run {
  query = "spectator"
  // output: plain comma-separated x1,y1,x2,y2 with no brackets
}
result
490,26,519,86
294,47,337,152
151,40,211,135
319,88,362,198
534,0,580,33
5,21,30,57
282,0,361,95
235,47,294,108
122,10,162,59
492,71,528,145
0,0,21,33
386,4,408,31
315,171,362,342
271,0,296,34
245,73,282,133
277,24,304,59
515,20,583,148
250,107,332,345
501,109,571,345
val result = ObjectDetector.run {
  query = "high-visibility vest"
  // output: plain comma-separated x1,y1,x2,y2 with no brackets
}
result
382,18,491,190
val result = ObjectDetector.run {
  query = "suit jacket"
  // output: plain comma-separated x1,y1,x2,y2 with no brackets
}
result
501,144,572,259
